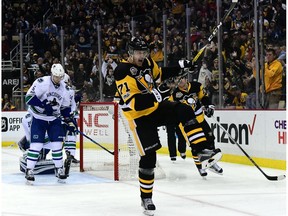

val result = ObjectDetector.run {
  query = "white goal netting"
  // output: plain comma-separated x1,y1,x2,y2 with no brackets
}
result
79,102,165,181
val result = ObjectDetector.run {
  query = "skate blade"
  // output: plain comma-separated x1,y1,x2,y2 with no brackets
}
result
208,168,223,175
202,176,207,180
143,210,155,216
57,179,66,184
201,152,222,169
26,180,34,185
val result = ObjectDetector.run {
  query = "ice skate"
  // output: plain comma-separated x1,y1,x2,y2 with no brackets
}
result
198,148,222,169
170,156,176,162
180,153,186,159
209,163,223,175
71,156,80,164
141,198,156,216
25,169,35,184
55,167,67,183
197,167,208,179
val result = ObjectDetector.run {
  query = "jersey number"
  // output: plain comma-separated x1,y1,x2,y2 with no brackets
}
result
117,82,130,94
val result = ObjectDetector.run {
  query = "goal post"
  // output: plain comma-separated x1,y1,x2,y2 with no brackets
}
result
79,102,139,181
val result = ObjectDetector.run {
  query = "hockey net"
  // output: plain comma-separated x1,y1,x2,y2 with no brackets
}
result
79,102,165,181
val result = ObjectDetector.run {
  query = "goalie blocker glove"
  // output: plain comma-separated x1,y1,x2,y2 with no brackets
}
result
204,105,215,118
152,83,171,102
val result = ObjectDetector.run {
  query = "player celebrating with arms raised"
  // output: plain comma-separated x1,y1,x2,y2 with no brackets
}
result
25,63,76,183
114,37,222,215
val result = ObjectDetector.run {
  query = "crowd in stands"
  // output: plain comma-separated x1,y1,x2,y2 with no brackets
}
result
2,0,286,111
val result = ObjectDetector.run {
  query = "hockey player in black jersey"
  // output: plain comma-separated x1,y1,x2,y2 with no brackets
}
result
114,37,222,215
170,76,223,177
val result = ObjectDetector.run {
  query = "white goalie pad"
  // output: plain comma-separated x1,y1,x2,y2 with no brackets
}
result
20,157,55,175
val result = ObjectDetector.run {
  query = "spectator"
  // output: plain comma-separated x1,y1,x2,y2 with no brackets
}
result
2,94,16,111
81,91,91,102
2,34,12,60
75,25,91,52
32,26,47,57
198,59,212,89
228,85,248,109
260,48,283,109
242,57,256,109
44,18,58,38
74,63,89,90
103,66,116,101
209,58,220,107
101,55,118,78
150,41,164,67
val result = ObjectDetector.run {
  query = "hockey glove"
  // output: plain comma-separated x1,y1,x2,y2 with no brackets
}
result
178,60,195,70
64,118,77,135
152,83,171,102
42,99,54,116
204,105,215,118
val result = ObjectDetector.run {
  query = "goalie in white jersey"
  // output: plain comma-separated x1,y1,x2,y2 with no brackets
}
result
25,63,76,182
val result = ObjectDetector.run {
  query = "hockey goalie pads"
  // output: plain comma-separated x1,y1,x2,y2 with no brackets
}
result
20,156,55,175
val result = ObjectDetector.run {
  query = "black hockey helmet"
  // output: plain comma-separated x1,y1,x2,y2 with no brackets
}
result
128,37,149,55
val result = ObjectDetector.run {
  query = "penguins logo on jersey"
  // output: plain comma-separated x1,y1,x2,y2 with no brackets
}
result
130,67,138,75
175,92,183,99
183,93,198,109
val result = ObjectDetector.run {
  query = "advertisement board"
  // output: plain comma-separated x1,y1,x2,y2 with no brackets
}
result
2,110,286,169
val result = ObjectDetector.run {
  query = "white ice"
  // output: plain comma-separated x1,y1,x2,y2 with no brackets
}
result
1,147,286,216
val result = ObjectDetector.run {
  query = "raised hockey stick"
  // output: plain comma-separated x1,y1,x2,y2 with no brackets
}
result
164,1,239,90
212,116,286,181
192,1,238,63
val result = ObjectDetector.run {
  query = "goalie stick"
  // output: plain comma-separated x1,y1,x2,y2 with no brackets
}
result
212,116,286,181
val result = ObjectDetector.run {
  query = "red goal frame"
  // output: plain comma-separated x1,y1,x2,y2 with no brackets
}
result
79,102,119,180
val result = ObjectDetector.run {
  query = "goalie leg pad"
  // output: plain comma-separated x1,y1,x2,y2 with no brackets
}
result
20,156,55,175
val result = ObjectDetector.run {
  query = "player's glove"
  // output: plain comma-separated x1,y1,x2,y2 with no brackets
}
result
178,60,195,70
42,99,54,116
64,117,77,135
152,83,171,102
204,105,215,118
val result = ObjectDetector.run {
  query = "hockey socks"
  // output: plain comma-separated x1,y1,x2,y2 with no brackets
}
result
139,168,155,215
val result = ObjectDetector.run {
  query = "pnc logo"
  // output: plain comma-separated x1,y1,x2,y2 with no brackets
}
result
83,113,109,128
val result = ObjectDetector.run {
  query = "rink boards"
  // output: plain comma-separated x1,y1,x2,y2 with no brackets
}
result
1,110,286,170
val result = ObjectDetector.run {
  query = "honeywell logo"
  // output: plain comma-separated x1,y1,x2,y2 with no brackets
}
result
210,115,257,145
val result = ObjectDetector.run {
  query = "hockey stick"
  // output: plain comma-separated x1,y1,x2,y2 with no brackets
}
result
192,1,238,63
74,127,114,155
163,1,238,90
212,116,286,181
56,115,115,155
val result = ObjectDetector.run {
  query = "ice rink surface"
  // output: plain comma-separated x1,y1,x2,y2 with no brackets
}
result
1,147,286,216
